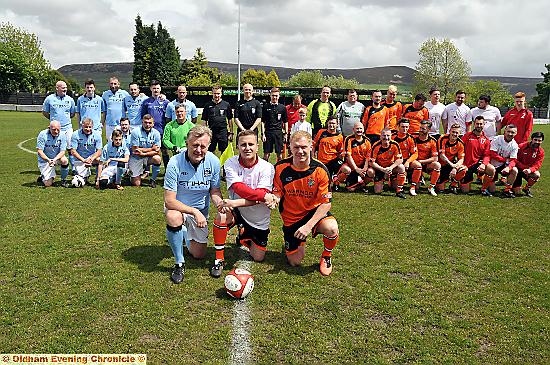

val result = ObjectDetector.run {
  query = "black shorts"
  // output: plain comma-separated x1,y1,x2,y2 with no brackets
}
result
232,208,269,248
374,168,397,182
282,210,334,253
493,164,509,181
208,128,228,153
263,130,283,154
324,158,344,177
512,169,531,188
437,164,453,184
463,162,484,184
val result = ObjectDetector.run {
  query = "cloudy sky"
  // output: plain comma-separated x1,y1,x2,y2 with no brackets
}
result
1,0,548,78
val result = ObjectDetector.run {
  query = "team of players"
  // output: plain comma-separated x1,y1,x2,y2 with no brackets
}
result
38,81,545,283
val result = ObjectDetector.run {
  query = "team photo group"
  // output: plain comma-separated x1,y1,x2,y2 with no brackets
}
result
38,77,545,282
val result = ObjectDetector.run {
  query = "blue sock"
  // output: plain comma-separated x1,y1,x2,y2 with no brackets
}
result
116,167,125,184
166,225,185,264
151,164,161,181
60,164,69,180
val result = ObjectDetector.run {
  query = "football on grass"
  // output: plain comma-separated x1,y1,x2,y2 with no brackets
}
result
224,268,254,299
71,175,85,188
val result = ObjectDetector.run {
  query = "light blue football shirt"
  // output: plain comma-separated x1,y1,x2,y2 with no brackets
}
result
123,94,147,127
165,99,198,123
76,94,106,131
129,127,161,157
42,94,76,131
36,129,68,163
164,151,221,217
70,129,103,159
102,89,130,126
100,142,130,166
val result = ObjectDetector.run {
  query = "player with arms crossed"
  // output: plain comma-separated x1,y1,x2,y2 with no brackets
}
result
435,123,467,194
36,120,70,188
164,125,223,283
210,130,278,278
370,129,407,199
273,131,340,276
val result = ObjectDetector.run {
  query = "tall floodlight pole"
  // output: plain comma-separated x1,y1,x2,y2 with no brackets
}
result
237,1,241,101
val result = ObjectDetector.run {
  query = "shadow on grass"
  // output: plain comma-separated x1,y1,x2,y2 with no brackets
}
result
263,250,319,276
122,244,174,273
20,170,39,175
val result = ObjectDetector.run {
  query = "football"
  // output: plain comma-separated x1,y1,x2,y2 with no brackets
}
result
224,268,254,299
71,175,86,188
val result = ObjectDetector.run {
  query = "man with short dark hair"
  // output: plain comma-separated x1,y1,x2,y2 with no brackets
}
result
425,88,446,140
76,79,105,133
481,124,519,197
123,83,147,130
202,85,234,153
442,90,472,135
460,116,491,193
262,87,287,161
471,94,502,140
162,104,195,156
211,130,277,277
140,80,170,167
513,132,545,197
361,90,389,143
402,94,429,135
129,114,162,188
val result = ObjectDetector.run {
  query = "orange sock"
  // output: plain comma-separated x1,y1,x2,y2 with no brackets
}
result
411,168,422,186
430,169,440,186
454,168,466,184
213,222,228,261
481,174,493,190
334,170,348,185
396,172,406,192
322,234,339,257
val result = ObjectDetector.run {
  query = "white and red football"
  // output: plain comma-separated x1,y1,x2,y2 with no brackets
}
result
224,268,254,299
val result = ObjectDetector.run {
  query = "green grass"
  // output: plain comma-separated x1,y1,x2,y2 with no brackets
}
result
1,111,549,364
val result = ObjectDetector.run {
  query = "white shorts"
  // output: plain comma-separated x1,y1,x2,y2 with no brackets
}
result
164,207,209,244
73,160,91,178
100,165,117,181
61,128,73,143
129,156,151,177
38,160,62,180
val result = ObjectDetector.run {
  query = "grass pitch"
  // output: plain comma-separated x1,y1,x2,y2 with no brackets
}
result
1,111,549,364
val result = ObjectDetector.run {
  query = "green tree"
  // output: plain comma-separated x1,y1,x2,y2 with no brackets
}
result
414,38,471,103
284,70,325,87
242,68,269,86
266,69,281,87
179,47,219,86
464,80,514,107
151,22,180,85
0,44,34,94
132,16,180,86
41,69,82,95
218,72,238,87
532,64,550,108
0,22,51,92
325,74,359,89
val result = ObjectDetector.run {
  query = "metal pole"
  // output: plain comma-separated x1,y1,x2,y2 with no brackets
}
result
237,1,241,102
546,88,550,119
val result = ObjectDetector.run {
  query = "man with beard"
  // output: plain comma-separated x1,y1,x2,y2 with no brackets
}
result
361,90,389,143
442,90,472,135
436,123,467,194
512,132,545,197
460,116,491,193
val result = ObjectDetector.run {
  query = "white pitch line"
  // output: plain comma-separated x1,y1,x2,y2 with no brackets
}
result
17,138,37,155
230,249,253,365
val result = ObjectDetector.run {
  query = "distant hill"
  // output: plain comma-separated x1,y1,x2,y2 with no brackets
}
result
58,62,540,98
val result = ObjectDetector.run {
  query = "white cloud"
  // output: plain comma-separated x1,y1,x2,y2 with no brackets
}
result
1,0,547,77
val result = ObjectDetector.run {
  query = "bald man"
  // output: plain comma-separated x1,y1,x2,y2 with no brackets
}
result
36,120,70,187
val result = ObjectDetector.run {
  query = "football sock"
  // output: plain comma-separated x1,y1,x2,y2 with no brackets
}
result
213,222,228,261
430,169,440,186
396,172,406,192
60,164,69,180
166,224,185,264
481,174,493,190
504,183,512,192
526,177,538,188
151,163,161,181
454,168,466,184
322,234,339,257
115,166,125,184
411,167,422,186
334,170,348,185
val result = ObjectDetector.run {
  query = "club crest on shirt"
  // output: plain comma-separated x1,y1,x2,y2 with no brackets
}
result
204,167,212,177
251,107,256,114
307,177,315,187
